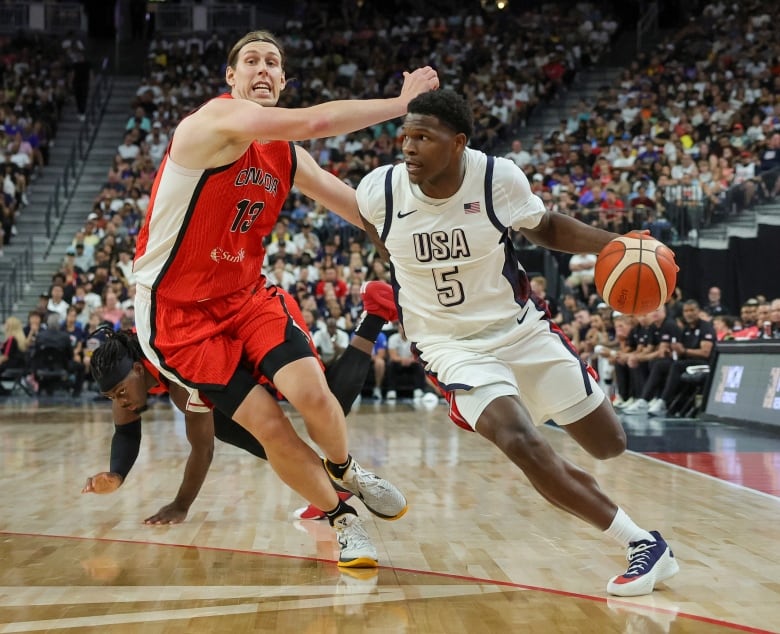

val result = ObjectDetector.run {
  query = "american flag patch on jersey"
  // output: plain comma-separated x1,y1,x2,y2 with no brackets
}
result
464,201,481,214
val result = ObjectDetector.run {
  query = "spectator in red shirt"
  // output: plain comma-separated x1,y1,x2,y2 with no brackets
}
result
315,265,348,302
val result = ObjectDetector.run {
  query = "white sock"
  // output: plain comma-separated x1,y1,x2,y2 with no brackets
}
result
604,508,655,547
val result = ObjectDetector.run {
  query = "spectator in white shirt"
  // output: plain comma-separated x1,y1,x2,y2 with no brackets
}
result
505,139,532,168
47,284,70,321
565,253,598,301
145,123,169,167
116,132,140,161
312,318,349,367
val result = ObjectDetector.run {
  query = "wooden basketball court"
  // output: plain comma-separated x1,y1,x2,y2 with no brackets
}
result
0,396,778,633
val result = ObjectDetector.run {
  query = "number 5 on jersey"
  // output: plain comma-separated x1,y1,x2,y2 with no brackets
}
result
432,267,464,307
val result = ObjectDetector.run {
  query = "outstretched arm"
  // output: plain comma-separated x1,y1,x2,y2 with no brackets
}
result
143,383,215,525
173,67,438,169
520,210,618,254
82,400,142,495
293,146,362,227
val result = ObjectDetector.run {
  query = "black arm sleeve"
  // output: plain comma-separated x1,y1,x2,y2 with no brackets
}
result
109,419,142,479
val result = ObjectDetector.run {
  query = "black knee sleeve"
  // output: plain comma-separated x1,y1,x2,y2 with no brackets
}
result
213,409,267,460
325,345,372,415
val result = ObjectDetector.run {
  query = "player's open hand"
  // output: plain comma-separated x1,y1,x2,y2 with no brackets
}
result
400,66,440,104
82,472,123,494
143,503,188,525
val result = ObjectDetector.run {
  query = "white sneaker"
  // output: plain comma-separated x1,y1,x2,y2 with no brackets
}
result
612,395,626,409
371,387,382,401
624,398,648,414
413,388,424,400
326,457,408,520
421,392,439,407
385,390,397,401
648,399,667,416
332,513,378,568
614,397,635,410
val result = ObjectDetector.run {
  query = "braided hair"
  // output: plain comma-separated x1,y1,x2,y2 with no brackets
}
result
90,328,144,391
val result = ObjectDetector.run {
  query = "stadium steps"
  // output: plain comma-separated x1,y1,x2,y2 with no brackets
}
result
1,96,86,319
5,77,141,318
697,202,780,249
52,78,140,256
520,65,623,146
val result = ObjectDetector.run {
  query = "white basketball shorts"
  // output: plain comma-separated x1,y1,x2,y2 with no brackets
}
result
419,310,604,430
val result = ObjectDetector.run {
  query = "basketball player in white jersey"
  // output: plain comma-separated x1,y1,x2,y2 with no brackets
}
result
355,90,679,597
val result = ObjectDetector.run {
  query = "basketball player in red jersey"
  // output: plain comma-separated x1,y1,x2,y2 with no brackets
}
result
131,31,438,568
81,283,398,526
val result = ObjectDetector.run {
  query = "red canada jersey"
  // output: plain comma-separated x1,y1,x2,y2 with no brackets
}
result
134,95,296,302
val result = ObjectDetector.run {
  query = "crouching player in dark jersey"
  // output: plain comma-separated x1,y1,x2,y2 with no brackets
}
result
82,282,397,525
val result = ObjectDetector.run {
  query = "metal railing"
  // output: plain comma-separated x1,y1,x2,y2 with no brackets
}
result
637,1,659,53
0,61,110,320
153,5,194,34
0,237,34,322
0,3,28,33
43,66,112,244
207,5,258,32
150,3,285,35
0,3,85,34
44,2,83,32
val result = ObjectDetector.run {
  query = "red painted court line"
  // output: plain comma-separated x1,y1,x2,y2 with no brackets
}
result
0,529,773,634
647,451,780,497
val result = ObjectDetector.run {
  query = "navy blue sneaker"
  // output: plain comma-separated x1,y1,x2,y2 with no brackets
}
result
607,531,679,596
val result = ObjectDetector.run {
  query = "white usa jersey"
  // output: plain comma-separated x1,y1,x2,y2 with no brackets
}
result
356,147,546,346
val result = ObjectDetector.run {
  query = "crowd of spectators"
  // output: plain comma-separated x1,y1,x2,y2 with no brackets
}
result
3,0,779,404
508,0,780,244
551,284,779,418
0,32,74,255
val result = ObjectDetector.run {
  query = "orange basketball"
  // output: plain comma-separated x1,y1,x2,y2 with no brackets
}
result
594,234,678,316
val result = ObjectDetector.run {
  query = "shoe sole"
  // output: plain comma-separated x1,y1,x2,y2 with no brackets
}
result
370,504,408,521
337,557,379,569
607,549,680,597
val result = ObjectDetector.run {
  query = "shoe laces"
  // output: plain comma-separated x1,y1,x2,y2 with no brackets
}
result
623,540,656,577
349,462,389,491
335,515,372,550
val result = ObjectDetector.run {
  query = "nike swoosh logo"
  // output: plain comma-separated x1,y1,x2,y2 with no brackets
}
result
517,310,528,325
397,209,418,219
